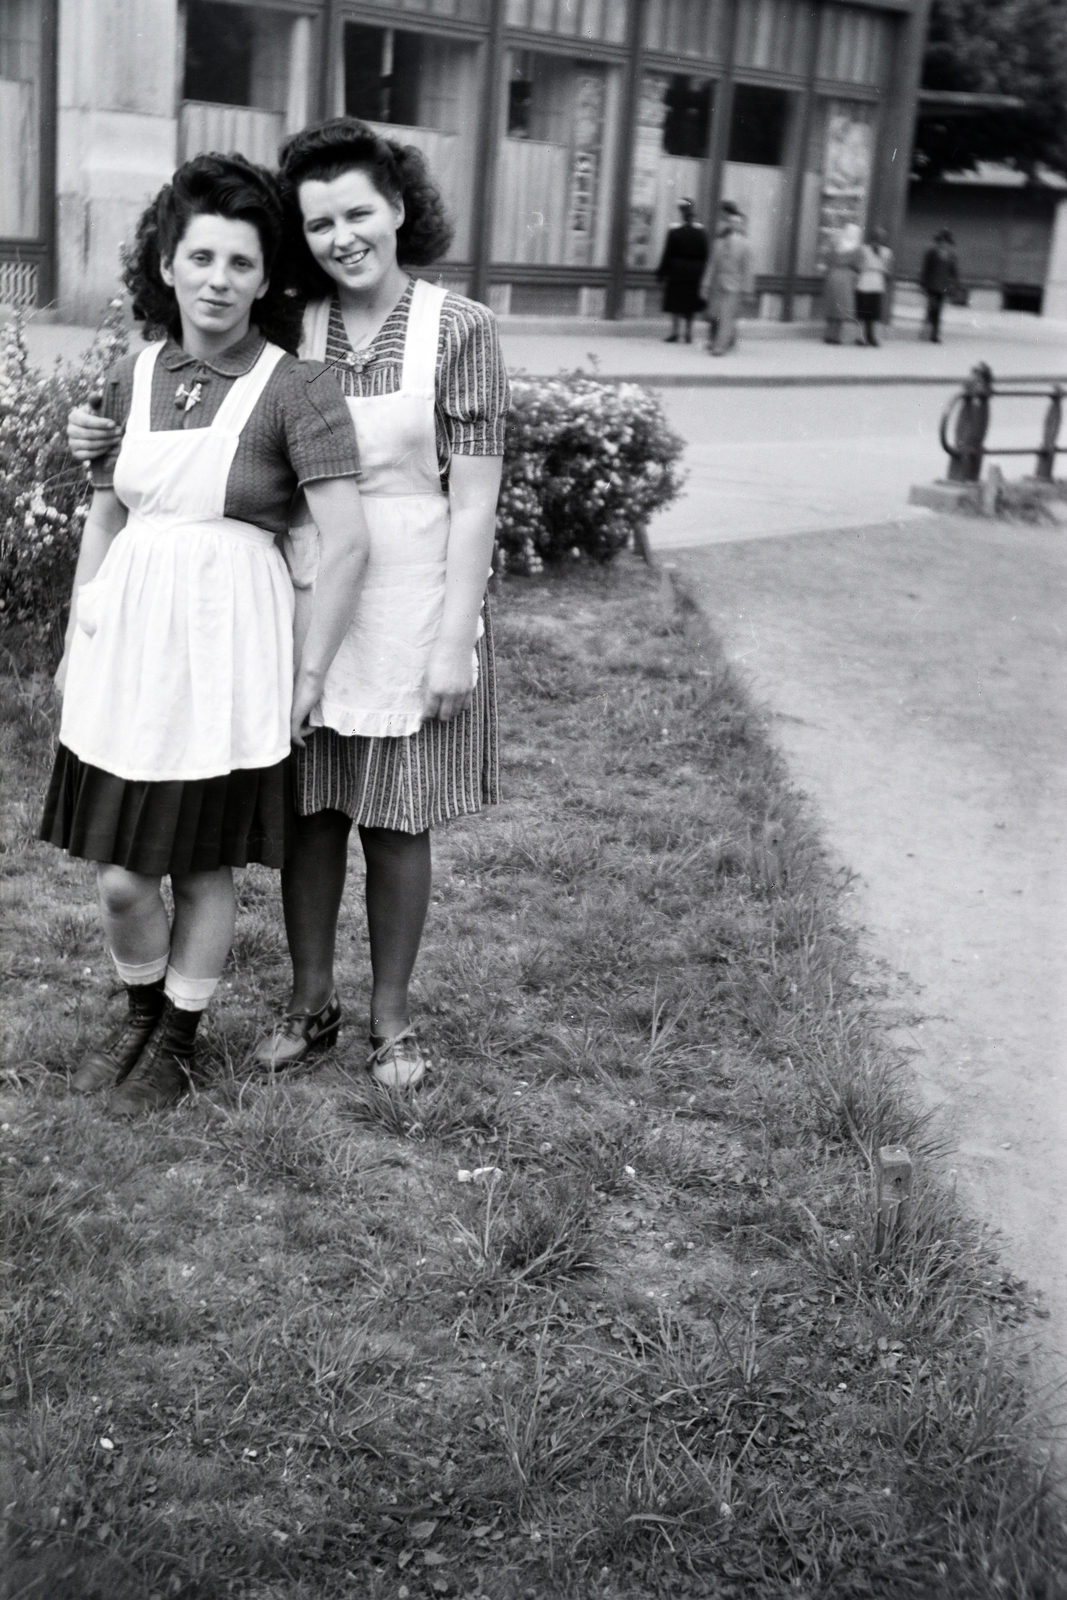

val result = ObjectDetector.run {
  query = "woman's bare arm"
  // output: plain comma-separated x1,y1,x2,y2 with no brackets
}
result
290,477,372,744
54,489,128,694
424,454,503,722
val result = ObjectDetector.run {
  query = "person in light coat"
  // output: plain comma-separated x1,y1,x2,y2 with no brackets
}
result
702,204,755,357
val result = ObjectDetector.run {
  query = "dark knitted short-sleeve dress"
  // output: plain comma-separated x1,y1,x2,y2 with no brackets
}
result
294,282,509,834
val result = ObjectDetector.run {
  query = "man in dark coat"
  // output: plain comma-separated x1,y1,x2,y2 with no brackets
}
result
656,198,709,343
919,229,961,343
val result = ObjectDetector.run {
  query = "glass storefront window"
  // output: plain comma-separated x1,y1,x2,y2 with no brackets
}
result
180,1,312,168
506,0,627,46
343,23,482,262
721,83,800,276
0,0,43,240
493,51,621,268
627,71,715,269
643,0,726,60
796,99,877,275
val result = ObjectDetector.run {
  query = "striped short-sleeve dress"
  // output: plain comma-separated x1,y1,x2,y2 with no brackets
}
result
294,282,509,833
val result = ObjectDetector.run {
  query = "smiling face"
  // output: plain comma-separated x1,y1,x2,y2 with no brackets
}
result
160,213,269,350
297,167,405,297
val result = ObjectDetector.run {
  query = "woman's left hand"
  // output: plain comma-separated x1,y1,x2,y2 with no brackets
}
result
424,638,475,722
290,670,323,747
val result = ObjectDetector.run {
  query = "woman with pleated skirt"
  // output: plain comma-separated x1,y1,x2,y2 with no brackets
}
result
41,153,369,1114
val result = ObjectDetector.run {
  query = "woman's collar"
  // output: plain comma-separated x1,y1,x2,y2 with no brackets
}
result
160,327,267,375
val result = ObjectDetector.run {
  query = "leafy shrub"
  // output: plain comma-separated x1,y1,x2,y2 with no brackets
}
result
496,373,686,575
0,305,128,661
0,328,685,658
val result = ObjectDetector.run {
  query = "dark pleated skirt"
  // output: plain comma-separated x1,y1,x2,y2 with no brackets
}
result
39,745,291,875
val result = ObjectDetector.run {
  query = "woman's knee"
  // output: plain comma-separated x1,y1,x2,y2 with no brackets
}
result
171,867,232,910
360,825,430,861
97,864,159,918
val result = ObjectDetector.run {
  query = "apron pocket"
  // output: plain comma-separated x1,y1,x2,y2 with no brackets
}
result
75,575,108,637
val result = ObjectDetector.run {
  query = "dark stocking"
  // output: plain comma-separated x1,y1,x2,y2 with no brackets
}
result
281,807,353,1013
359,826,432,1039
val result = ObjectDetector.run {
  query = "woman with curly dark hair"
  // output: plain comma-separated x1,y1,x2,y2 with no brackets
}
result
259,117,509,1089
69,121,509,1091
45,152,370,1114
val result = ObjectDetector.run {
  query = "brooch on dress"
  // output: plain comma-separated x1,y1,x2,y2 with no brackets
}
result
174,381,203,413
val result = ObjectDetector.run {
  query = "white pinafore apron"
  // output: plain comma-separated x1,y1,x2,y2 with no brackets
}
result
294,280,478,739
60,340,295,783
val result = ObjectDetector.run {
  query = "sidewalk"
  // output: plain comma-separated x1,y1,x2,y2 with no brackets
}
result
8,300,1067,389
499,302,1067,386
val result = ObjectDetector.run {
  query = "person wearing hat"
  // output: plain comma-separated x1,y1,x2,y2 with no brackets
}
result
701,203,754,356
919,229,961,343
655,198,709,344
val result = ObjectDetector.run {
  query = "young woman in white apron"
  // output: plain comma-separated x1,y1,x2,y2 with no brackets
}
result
43,154,370,1115
254,119,508,1088
66,125,508,1091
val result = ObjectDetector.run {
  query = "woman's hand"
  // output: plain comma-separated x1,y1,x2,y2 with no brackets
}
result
423,636,475,722
68,402,119,464
54,650,70,699
290,669,324,748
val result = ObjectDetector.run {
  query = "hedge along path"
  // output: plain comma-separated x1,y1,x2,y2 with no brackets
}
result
2,559,1065,1600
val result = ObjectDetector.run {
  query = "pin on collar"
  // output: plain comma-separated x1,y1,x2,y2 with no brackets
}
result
174,381,204,413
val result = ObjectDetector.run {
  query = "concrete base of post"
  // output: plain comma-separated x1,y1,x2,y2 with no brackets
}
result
908,481,987,514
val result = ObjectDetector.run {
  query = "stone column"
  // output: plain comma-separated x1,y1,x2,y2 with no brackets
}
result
56,0,178,323
1043,197,1067,320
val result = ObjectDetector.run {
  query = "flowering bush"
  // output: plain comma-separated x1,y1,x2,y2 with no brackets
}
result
496,373,686,575
0,303,128,660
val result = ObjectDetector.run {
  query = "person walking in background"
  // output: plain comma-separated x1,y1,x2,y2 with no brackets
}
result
920,229,961,343
655,198,708,344
702,203,754,357
822,222,863,344
855,225,894,347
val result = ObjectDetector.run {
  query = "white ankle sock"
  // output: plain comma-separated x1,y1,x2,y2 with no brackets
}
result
112,952,168,987
164,967,218,1012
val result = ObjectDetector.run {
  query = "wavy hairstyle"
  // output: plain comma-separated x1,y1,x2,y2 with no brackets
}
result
278,118,454,296
122,152,303,350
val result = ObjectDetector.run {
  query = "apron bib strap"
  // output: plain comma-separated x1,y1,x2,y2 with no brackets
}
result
211,342,287,434
127,342,165,434
401,280,447,395
299,299,332,363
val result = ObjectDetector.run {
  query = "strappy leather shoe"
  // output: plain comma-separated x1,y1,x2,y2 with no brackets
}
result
252,992,343,1072
368,1028,428,1090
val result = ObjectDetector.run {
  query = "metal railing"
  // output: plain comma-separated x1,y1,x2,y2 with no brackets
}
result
940,364,1066,482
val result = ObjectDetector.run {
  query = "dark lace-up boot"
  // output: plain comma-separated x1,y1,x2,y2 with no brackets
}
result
109,1001,200,1117
71,979,166,1094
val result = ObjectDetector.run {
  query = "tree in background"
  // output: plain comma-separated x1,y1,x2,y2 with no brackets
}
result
914,0,1067,180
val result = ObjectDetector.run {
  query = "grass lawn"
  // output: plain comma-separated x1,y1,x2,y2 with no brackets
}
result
2,558,1064,1600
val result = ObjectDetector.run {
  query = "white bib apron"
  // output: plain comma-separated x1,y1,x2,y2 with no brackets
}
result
294,280,478,739
60,340,295,783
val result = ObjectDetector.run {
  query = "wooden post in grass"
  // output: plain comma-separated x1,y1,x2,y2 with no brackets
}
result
875,1146,913,1253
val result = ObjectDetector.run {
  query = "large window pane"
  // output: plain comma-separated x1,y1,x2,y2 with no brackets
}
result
180,2,312,168
494,51,621,267
0,0,43,240
797,99,877,274
628,71,715,269
506,0,627,45
343,24,481,262
722,83,800,276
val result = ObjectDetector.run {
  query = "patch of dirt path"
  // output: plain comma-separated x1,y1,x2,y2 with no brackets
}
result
674,513,1067,1383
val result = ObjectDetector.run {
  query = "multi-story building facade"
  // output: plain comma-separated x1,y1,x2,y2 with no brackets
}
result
1,0,930,325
